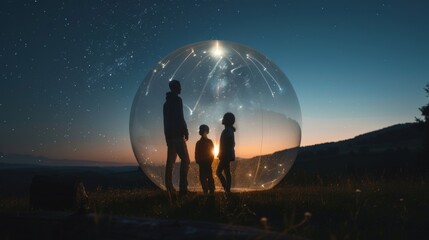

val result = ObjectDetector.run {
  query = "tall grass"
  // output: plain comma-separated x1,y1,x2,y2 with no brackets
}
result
0,197,28,213
1,176,427,239
87,176,428,239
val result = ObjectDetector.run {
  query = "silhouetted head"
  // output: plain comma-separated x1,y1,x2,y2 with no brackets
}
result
222,112,235,126
169,80,181,94
199,124,209,135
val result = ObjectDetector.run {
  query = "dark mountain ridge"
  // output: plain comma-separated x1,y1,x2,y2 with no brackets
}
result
281,122,426,185
299,122,423,154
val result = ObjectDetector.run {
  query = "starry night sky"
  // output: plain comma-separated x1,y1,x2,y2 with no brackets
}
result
1,0,428,164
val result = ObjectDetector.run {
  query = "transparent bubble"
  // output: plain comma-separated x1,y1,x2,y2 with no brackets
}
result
130,40,301,191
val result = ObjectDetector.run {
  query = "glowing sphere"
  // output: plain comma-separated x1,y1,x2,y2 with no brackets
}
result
130,40,301,191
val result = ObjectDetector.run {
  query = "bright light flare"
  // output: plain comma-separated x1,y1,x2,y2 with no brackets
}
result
213,143,219,158
211,41,224,58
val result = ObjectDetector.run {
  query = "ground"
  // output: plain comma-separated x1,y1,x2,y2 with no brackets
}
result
1,174,427,239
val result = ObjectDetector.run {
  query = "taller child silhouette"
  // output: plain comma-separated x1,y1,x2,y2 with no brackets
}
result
163,80,190,196
216,112,236,194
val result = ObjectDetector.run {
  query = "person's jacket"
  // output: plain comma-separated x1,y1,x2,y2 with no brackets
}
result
163,92,189,140
195,137,214,164
218,126,235,162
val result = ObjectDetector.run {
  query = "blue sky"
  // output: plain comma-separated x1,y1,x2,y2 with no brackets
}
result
1,0,428,163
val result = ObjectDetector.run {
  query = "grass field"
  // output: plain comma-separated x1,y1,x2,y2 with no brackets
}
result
2,174,427,239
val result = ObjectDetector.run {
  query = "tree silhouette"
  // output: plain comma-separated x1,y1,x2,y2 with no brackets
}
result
417,83,429,154
418,83,429,122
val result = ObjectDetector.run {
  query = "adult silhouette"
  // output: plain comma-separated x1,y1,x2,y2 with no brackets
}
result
163,80,190,196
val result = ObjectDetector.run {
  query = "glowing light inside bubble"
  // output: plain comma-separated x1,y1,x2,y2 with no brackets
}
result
130,40,302,192
213,144,219,157
211,41,224,58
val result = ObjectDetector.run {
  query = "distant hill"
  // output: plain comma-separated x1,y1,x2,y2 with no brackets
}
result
0,165,157,197
281,122,426,185
0,153,132,168
0,152,156,198
299,122,424,155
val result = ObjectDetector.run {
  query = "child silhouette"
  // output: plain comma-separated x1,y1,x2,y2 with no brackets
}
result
195,124,215,195
216,112,236,194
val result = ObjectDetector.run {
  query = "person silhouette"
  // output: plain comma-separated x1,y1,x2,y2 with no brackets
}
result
163,80,190,196
216,112,236,194
195,124,215,195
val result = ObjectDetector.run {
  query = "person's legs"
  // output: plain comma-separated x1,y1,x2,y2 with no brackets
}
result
216,161,227,192
224,161,231,192
199,165,208,194
206,164,215,194
165,140,177,192
176,139,190,194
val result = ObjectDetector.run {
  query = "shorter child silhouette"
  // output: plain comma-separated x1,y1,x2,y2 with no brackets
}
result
195,124,215,195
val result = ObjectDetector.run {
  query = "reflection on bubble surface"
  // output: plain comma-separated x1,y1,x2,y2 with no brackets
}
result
130,40,301,191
